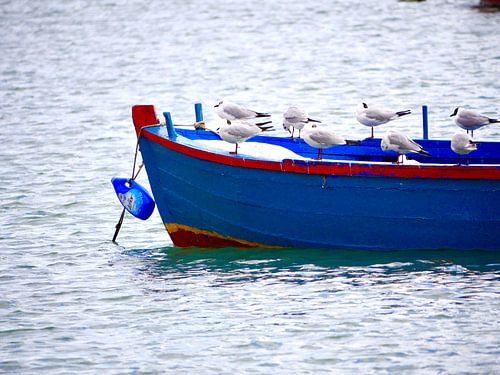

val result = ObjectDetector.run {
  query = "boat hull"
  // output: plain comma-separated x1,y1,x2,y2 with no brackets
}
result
139,133,500,251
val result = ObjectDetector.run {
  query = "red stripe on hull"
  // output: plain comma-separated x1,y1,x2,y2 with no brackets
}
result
166,224,282,248
143,129,500,180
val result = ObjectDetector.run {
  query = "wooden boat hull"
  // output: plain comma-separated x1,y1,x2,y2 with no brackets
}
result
138,128,500,251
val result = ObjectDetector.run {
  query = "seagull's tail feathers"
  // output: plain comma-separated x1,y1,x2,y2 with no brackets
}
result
396,110,411,117
256,120,273,127
256,121,274,132
418,149,431,157
307,118,321,123
345,139,361,146
255,112,271,118
488,118,500,124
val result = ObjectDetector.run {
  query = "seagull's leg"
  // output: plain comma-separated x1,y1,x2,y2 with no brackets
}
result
291,128,295,138
371,127,374,138
230,144,238,154
471,130,474,137
298,129,301,138
314,149,320,160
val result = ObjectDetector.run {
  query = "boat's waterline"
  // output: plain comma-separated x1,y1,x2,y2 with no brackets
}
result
165,223,284,248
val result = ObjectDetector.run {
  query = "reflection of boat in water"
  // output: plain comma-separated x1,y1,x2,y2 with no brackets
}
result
130,104,500,251
480,0,500,6
127,247,500,278
479,0,500,8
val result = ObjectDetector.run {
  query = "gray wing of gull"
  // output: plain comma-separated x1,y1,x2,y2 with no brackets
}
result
224,102,259,118
365,108,395,122
387,132,421,152
458,110,490,126
284,107,307,123
309,129,345,146
226,123,262,138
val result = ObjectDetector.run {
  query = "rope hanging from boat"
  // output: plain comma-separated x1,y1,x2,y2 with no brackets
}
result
112,126,153,242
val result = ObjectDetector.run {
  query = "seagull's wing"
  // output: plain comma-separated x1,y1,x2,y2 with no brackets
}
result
459,109,490,126
224,102,257,118
386,132,417,152
365,108,395,122
284,107,306,123
227,123,261,138
309,129,345,146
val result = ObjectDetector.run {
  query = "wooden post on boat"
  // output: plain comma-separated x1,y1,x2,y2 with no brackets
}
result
163,112,177,140
195,103,203,122
422,105,429,140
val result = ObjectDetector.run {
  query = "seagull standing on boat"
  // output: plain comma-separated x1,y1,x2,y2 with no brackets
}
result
356,103,411,138
282,106,321,138
216,120,273,154
451,132,479,165
381,129,431,164
302,123,358,160
451,132,479,155
450,107,499,137
214,100,271,125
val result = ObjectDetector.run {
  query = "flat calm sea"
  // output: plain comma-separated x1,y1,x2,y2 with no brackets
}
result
1,0,499,373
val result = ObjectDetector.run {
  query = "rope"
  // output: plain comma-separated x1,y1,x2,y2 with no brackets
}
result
129,124,159,181
112,124,154,243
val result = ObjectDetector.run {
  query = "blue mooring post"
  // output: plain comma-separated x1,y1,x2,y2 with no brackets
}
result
194,103,203,122
422,105,429,140
163,111,177,141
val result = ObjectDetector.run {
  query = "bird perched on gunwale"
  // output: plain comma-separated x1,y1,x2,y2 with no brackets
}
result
451,132,479,155
214,100,271,125
450,107,499,137
216,120,273,155
381,129,431,164
282,106,321,138
450,132,479,167
302,123,359,160
356,103,411,138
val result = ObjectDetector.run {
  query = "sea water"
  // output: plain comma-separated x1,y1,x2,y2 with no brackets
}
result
0,0,499,373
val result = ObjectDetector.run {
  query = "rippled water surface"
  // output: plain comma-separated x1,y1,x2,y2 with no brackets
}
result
1,0,499,373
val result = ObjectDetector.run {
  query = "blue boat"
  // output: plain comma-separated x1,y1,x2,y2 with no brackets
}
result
130,104,500,251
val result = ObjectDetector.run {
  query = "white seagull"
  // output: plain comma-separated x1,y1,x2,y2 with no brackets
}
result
450,107,499,137
216,120,273,154
451,132,479,165
214,100,271,125
282,106,321,138
356,103,411,138
302,123,359,160
381,129,431,164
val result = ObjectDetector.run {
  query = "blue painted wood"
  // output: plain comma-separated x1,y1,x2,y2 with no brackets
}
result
138,134,500,251
422,105,429,140
163,112,177,141
194,103,203,122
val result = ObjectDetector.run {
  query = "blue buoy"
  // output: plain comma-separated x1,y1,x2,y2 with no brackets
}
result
111,177,155,220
